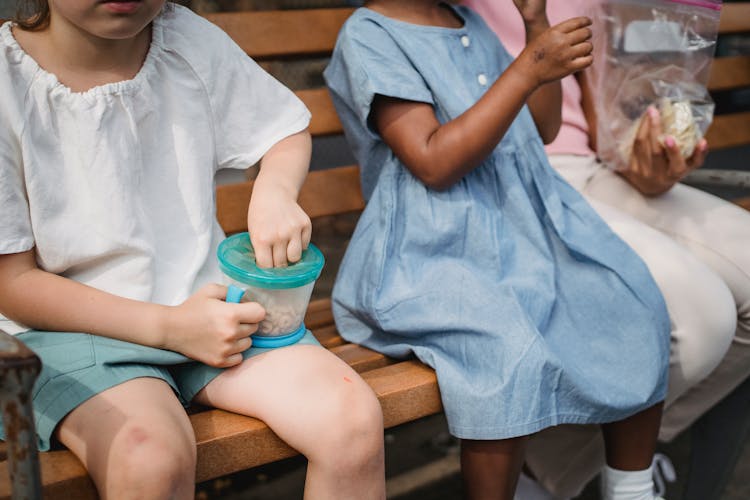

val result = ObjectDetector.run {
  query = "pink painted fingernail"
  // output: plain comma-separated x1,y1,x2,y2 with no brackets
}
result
665,136,676,148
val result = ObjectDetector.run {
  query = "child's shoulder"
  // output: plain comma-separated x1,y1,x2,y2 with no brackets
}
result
156,4,241,60
0,22,32,115
337,5,487,45
338,8,389,40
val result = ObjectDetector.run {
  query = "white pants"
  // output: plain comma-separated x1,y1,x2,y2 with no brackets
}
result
526,155,750,498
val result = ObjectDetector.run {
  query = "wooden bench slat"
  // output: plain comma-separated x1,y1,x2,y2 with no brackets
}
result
203,8,353,59
705,112,750,150
0,449,96,500
708,55,750,92
297,164,365,217
298,88,344,136
719,3,750,35
312,324,345,348
217,165,364,235
0,360,440,498
304,298,334,329
329,343,394,373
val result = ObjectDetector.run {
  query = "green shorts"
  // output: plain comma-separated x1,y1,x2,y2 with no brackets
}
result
0,329,320,451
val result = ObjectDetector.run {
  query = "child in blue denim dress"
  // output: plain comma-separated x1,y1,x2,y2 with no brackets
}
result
324,1,670,498
0,1,385,498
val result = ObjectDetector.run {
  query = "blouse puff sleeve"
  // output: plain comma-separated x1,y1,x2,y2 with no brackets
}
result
170,8,313,172
0,112,33,255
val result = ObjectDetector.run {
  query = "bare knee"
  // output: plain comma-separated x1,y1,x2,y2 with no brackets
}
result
104,422,196,499
308,379,384,470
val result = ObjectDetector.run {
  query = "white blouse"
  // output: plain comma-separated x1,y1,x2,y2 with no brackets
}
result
0,5,311,334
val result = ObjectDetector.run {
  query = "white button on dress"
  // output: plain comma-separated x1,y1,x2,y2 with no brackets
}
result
461,35,470,47
477,73,488,86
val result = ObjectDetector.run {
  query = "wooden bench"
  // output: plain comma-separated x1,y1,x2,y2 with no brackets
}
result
1,2,749,498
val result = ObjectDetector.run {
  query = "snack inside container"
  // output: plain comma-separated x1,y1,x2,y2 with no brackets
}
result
217,232,325,348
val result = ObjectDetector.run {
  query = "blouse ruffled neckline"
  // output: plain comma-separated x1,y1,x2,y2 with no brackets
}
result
0,13,164,98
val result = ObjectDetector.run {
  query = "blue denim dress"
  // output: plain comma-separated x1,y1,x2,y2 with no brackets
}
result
323,5,670,440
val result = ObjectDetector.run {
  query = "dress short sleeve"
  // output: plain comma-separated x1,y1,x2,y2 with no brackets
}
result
324,15,434,130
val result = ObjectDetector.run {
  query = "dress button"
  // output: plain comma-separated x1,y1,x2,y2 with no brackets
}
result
461,35,470,47
477,74,488,86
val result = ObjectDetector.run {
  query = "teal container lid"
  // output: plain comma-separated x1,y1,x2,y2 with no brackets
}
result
218,232,325,289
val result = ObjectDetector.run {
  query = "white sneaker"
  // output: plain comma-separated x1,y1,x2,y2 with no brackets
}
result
513,471,569,500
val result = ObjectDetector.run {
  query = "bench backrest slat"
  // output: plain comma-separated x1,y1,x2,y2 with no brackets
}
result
708,55,750,92
298,88,344,136
203,8,353,60
217,165,364,235
719,3,750,34
705,111,750,150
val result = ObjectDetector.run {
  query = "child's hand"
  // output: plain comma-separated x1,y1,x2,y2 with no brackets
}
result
516,17,593,88
247,184,312,268
512,0,547,24
163,284,265,367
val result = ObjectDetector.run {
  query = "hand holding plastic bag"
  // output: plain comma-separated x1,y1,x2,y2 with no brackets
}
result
590,0,722,171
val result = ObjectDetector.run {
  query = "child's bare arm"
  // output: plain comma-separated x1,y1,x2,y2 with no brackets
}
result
248,129,313,268
513,0,565,143
372,16,592,190
522,18,563,144
0,250,264,368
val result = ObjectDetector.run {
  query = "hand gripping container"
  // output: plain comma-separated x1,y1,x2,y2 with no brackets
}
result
217,232,325,348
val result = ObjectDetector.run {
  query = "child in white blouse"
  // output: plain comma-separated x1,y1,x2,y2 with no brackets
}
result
0,1,385,498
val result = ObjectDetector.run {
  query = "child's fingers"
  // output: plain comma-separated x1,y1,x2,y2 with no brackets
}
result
569,41,593,60
216,353,244,368
202,283,229,300
287,234,303,264
555,16,592,34
569,55,594,71
567,26,593,45
301,224,312,250
272,241,288,267
234,302,266,326
230,336,253,354
254,242,274,269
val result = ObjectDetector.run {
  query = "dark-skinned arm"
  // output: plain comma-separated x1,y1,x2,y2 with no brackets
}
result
372,16,593,191
525,18,564,144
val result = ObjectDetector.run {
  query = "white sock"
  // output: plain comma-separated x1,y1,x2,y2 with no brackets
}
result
601,464,657,500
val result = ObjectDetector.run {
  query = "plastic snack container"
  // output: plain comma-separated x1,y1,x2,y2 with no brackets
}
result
217,232,325,348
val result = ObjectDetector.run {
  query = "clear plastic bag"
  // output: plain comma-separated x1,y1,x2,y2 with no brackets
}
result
590,0,722,170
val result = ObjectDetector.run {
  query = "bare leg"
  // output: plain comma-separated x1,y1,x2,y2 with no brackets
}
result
194,344,385,500
461,436,527,500
602,403,664,470
56,377,197,500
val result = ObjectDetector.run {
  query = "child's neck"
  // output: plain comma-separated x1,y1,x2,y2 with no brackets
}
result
12,18,152,93
364,1,463,29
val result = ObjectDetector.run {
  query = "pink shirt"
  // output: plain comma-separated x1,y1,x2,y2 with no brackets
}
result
463,0,595,156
